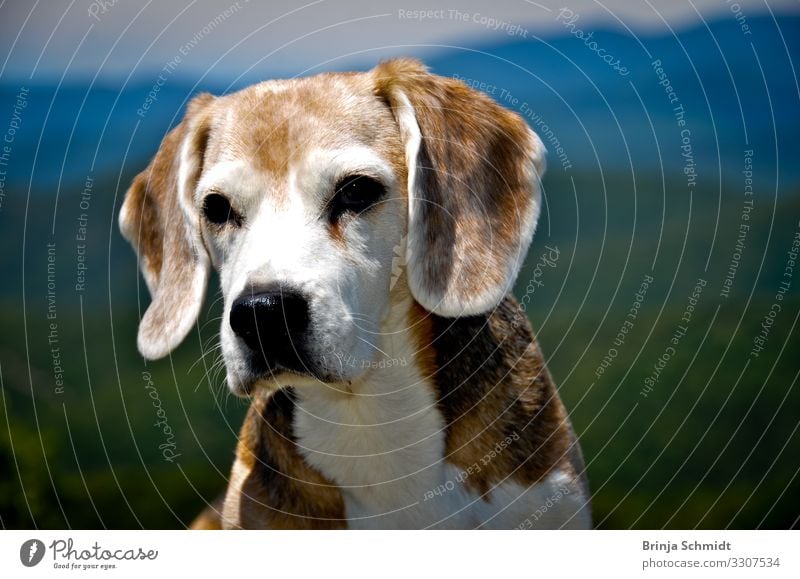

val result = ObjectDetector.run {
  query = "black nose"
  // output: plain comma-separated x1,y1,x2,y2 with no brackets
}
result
229,286,310,372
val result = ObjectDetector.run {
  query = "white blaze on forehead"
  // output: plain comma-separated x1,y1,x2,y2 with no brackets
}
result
217,145,398,291
234,190,318,288
296,145,398,197
196,159,268,205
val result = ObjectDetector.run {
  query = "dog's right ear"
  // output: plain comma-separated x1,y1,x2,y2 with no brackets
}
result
373,59,546,317
119,93,215,360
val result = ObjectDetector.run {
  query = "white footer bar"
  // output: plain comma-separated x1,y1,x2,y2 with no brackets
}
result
1,530,797,578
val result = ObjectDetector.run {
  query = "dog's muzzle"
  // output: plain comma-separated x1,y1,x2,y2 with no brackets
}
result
229,285,312,376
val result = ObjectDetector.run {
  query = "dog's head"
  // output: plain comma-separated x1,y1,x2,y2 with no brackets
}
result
120,59,545,395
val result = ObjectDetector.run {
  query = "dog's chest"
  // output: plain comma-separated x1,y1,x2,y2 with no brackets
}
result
292,363,474,528
289,318,590,529
292,375,586,529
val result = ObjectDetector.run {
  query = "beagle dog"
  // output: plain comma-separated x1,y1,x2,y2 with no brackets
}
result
119,59,591,529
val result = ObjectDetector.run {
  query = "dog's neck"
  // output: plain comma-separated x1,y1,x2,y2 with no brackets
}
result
290,293,452,526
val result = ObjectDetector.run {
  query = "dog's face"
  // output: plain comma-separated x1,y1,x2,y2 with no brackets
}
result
120,59,546,395
199,79,408,393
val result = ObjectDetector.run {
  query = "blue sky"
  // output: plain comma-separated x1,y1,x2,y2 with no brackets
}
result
1,0,797,82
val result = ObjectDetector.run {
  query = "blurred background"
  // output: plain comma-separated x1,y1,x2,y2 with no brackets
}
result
0,0,798,529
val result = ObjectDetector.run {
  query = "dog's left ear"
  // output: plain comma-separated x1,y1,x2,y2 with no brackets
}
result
119,93,214,359
373,59,546,317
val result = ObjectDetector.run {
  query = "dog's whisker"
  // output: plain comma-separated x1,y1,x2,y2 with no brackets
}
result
188,342,223,374
206,291,226,310
193,352,227,392
200,315,224,332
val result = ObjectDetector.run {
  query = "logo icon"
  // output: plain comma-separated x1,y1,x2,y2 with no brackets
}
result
20,539,45,567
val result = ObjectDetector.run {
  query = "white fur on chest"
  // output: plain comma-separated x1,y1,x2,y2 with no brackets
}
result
292,315,590,529
293,327,458,528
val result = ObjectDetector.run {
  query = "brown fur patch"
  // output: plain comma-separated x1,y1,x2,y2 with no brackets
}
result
223,388,346,529
410,296,583,497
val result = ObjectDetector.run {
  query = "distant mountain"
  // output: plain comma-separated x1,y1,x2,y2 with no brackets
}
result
0,13,797,192
425,13,800,188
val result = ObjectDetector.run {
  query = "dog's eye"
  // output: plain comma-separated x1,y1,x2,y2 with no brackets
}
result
329,175,385,221
202,193,241,226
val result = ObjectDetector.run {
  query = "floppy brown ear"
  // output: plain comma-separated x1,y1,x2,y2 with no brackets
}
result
373,59,546,317
119,93,214,359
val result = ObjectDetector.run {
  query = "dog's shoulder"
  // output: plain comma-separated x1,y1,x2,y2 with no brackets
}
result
420,296,585,497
